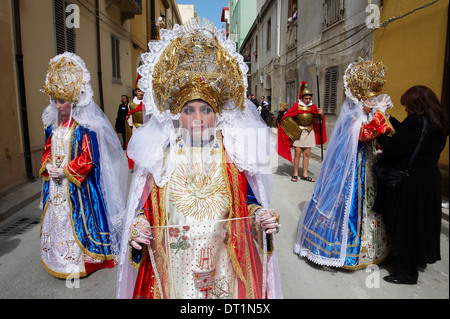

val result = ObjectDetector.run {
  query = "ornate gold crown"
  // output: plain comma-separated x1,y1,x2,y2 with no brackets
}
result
152,29,245,115
345,59,386,102
42,56,84,103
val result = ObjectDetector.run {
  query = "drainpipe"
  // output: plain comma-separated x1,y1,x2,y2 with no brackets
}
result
12,0,34,182
96,0,104,111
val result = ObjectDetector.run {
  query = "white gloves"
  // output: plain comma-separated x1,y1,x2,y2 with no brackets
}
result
46,164,65,181
375,94,394,114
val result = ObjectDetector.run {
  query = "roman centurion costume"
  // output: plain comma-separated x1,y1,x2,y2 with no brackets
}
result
125,75,145,169
277,81,327,162
125,75,145,144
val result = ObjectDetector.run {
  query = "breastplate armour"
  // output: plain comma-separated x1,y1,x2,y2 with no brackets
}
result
295,105,313,131
130,103,143,127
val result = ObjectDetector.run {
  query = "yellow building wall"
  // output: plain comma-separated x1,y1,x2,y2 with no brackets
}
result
17,0,57,182
130,0,149,86
0,0,140,195
373,0,449,166
93,1,133,124
0,1,27,193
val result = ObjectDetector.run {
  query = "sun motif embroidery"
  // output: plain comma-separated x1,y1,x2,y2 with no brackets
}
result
168,142,230,221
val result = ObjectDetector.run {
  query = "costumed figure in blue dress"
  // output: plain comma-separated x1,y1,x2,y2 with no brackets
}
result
39,52,128,278
294,58,394,269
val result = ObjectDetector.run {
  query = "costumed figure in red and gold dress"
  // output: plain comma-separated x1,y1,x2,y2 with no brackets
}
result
294,58,394,269
39,52,127,278
116,18,283,299
125,75,145,169
277,81,327,182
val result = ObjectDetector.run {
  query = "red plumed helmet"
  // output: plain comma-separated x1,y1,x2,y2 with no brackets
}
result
135,74,142,89
299,81,313,99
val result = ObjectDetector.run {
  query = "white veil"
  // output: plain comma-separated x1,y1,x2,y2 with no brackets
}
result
116,18,282,299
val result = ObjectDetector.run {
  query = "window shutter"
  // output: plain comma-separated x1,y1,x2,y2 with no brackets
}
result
115,36,120,79
324,66,339,114
53,0,76,54
54,0,65,54
66,19,76,53
111,34,121,81
111,34,116,79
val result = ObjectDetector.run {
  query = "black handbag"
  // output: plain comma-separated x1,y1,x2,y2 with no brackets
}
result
373,117,427,189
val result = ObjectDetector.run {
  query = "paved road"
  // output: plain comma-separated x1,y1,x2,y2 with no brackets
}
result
0,143,448,299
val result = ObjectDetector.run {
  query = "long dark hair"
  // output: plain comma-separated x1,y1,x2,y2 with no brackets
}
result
400,85,449,136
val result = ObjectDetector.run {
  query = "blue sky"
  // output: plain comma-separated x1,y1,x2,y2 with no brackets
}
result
177,0,229,30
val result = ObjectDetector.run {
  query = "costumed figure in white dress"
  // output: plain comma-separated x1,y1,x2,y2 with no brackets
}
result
294,58,394,269
39,52,128,278
116,18,283,299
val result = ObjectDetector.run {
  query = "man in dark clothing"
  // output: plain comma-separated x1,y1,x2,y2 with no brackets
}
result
115,95,129,150
249,93,259,108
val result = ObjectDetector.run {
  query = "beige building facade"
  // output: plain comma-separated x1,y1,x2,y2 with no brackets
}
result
241,0,376,143
130,0,183,85
1,0,142,195
0,0,184,196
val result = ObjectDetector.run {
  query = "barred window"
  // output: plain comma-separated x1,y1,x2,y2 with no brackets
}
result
53,0,76,54
323,0,345,28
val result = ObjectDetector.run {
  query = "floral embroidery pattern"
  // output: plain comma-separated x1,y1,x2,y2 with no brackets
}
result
169,226,191,254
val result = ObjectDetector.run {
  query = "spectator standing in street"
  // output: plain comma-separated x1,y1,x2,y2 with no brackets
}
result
373,85,449,284
266,96,272,112
115,95,129,149
261,96,271,124
39,52,127,279
249,93,259,108
276,102,287,126
294,59,393,269
277,81,327,182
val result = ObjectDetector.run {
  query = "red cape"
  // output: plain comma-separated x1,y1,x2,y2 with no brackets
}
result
277,101,327,162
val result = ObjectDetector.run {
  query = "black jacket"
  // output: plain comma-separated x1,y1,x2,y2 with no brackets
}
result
374,115,446,267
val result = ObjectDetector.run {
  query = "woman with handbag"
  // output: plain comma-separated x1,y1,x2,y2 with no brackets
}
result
373,85,448,285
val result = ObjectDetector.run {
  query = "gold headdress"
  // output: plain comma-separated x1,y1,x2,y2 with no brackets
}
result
42,52,92,105
344,58,386,102
151,23,245,115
